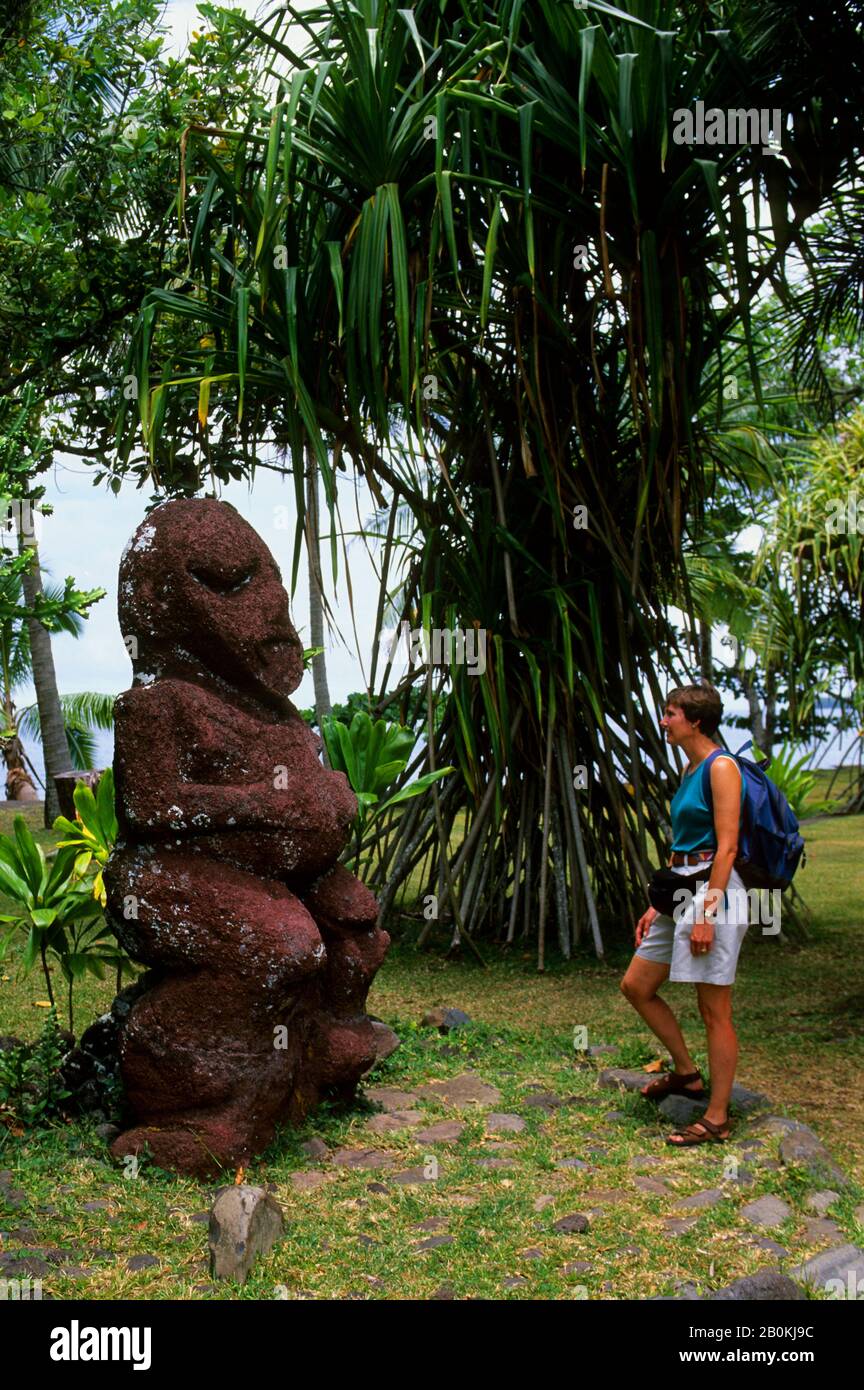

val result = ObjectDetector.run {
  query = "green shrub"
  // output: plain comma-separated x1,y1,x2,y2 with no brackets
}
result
0,1005,71,1129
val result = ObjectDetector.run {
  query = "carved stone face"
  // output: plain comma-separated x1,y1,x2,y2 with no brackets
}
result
119,498,305,704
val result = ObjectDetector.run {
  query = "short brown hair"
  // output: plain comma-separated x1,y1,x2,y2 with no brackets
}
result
665,681,723,738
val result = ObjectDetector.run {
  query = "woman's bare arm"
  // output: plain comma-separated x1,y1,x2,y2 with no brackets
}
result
700,756,742,922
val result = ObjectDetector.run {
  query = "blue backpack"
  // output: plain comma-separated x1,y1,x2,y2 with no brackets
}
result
701,741,806,890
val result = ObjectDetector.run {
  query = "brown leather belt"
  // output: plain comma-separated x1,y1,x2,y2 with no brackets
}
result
671,849,714,866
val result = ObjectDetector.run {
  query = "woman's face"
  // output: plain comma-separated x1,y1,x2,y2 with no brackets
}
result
660,702,695,745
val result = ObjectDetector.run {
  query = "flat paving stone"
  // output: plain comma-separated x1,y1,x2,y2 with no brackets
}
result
598,1067,652,1091
801,1217,844,1243
779,1129,850,1188
391,1167,436,1186
0,1171,27,1208
331,1148,395,1170
366,1111,425,1135
414,1073,501,1107
579,1188,629,1205
521,1093,566,1111
519,1247,545,1260
724,1165,756,1188
633,1176,670,1195
805,1190,841,1215
3,1246,87,1266
126,1254,160,1271
651,1279,702,1301
727,1083,772,1113
663,1218,699,1236
502,1276,528,1289
533,1194,556,1212
745,1235,789,1257
790,1243,864,1293
289,1171,332,1191
658,1095,707,1126
710,1270,806,1301
562,1260,594,1274
0,1256,51,1276
365,1086,422,1110
300,1138,330,1159
413,1236,454,1252
750,1115,811,1136
552,1213,590,1234
674,1188,724,1211
413,1120,465,1143
630,1155,664,1169
485,1113,526,1134
740,1195,792,1228
413,1217,449,1232
555,1158,592,1171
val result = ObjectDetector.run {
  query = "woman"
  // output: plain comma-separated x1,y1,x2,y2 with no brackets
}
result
620,681,748,1145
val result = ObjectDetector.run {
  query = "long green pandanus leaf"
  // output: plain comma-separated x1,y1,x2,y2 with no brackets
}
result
235,285,250,423
480,197,502,333
578,26,597,175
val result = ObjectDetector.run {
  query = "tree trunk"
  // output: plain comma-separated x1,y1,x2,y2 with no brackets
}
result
16,523,72,825
1,675,38,799
740,664,767,753
699,618,712,683
1,735,39,800
765,666,777,755
305,445,332,758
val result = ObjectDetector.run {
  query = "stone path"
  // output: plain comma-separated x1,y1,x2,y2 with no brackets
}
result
1,1050,862,1299
308,1061,864,1298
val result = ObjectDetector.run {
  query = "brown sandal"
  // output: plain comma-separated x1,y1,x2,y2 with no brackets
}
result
639,1069,707,1102
666,1114,732,1146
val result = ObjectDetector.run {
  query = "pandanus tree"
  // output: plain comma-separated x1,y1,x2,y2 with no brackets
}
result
114,0,863,961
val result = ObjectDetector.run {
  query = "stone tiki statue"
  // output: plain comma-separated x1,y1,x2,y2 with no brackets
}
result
104,498,390,1178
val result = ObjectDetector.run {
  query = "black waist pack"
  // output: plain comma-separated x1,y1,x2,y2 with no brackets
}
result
648,866,712,918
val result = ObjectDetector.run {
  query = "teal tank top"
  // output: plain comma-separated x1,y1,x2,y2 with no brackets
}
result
670,752,744,852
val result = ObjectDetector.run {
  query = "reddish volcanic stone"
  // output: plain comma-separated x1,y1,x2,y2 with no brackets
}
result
104,498,390,1178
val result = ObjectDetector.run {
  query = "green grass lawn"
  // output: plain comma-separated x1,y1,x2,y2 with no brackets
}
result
0,793,862,1300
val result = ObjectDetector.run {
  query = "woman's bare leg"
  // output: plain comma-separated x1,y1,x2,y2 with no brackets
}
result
620,957,702,1084
695,982,737,1124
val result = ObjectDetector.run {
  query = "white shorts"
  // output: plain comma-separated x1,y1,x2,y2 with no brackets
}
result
635,859,750,985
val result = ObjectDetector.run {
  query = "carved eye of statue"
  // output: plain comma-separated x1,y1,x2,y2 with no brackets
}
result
188,563,256,595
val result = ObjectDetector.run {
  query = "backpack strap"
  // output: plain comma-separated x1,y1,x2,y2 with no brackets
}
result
700,748,740,813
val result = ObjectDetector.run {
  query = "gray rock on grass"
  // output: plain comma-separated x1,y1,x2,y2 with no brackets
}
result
790,1243,864,1296
710,1270,806,1301
208,1186,284,1283
422,1007,472,1033
740,1195,792,1228
778,1128,851,1188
